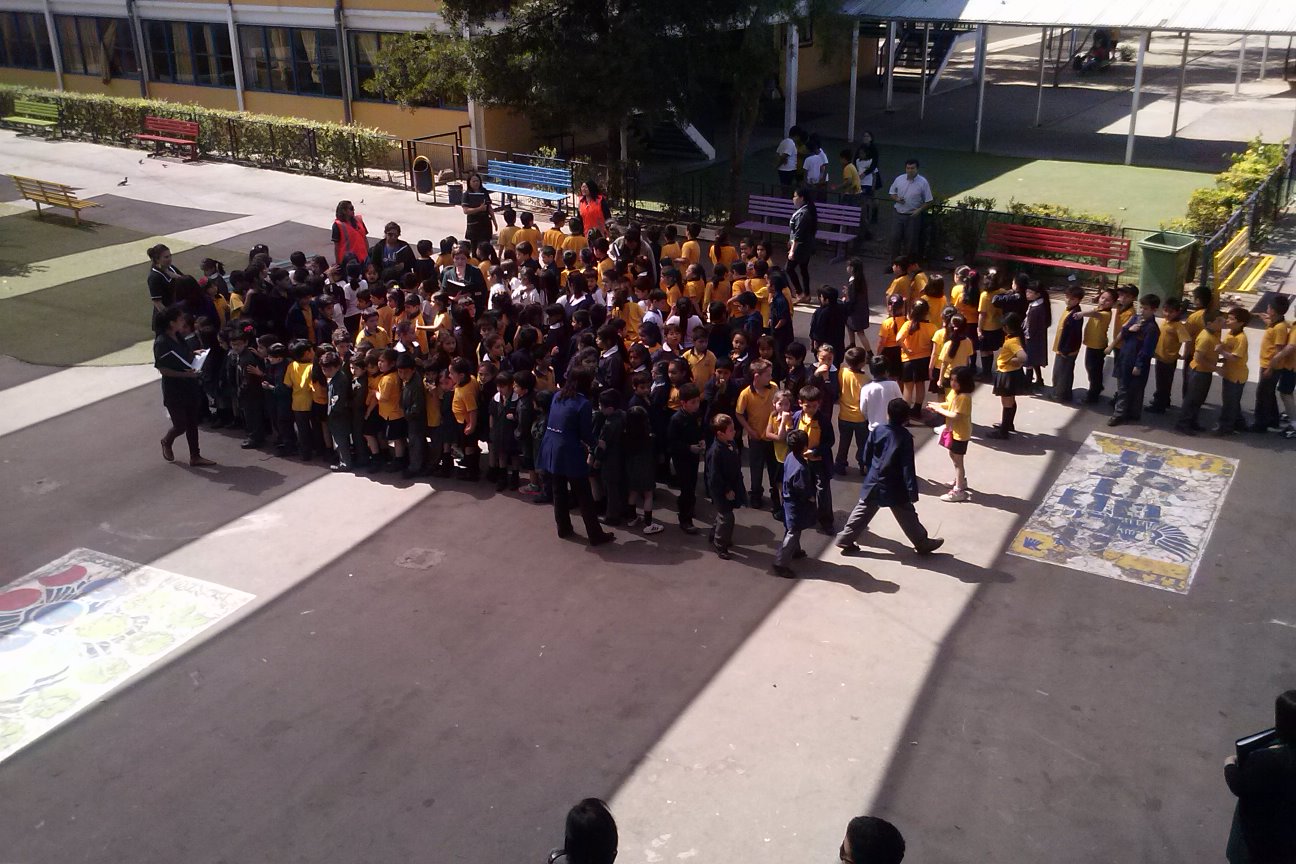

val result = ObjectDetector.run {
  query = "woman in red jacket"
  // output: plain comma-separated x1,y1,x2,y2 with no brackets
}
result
578,180,609,239
331,200,368,265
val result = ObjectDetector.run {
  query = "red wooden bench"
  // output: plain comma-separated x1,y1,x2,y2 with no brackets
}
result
980,221,1129,277
133,116,200,160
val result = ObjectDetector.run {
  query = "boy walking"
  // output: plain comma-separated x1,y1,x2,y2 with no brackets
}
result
705,415,747,560
772,429,816,578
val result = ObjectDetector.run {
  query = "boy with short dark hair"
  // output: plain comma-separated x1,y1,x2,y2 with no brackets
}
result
1051,284,1085,403
1216,307,1251,435
397,353,426,478
1176,310,1224,435
320,351,352,471
735,359,777,508
590,389,627,523
772,428,814,578
705,414,746,559
1081,287,1116,403
1148,295,1189,413
667,382,706,534
1109,293,1160,427
792,384,836,534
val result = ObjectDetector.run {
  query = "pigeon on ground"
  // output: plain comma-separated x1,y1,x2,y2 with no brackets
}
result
117,177,128,186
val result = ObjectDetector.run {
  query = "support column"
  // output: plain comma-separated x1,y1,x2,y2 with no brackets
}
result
1235,34,1247,96
335,0,353,124
973,24,987,152
41,0,63,91
226,0,245,111
125,0,148,99
1258,34,1269,80
1171,32,1189,137
1125,30,1149,165
1033,26,1047,126
883,21,896,112
918,22,930,120
847,20,859,141
784,22,799,132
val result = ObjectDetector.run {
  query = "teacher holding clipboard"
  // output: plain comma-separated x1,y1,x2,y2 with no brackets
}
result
154,305,215,467
461,172,498,248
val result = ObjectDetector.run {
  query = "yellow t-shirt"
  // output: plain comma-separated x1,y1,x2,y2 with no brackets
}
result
1154,320,1190,364
737,382,777,434
840,162,861,195
877,316,903,350
659,242,682,265
377,372,402,421
612,301,643,332
978,291,1003,332
836,367,865,423
709,244,739,270
425,382,442,427
286,360,315,411
561,235,588,257
1259,321,1289,370
685,348,716,385
543,228,566,251
1190,331,1220,374
1111,305,1134,348
213,294,229,325
497,225,519,252
1220,330,1249,383
1279,323,1296,371
683,279,706,306
664,282,682,306
1082,310,1111,350
939,334,975,381
436,252,455,269
766,410,788,462
796,412,821,460
748,278,771,326
377,306,396,333
996,336,1024,373
229,292,244,317
513,226,542,250
950,285,979,325
452,379,480,423
679,240,701,268
897,320,937,361
943,391,972,442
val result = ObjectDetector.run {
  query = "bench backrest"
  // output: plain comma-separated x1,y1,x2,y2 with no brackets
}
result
143,115,200,138
10,174,79,204
13,99,58,120
1212,225,1249,277
986,221,1130,261
485,159,571,189
744,195,861,227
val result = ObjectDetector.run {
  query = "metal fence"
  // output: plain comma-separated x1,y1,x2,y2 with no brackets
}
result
1198,149,1295,288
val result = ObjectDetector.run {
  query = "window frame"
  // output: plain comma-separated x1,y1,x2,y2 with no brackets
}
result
142,19,235,88
55,14,139,79
238,24,342,98
0,11,55,71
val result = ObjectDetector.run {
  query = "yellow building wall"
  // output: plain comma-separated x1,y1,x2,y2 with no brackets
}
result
351,100,465,137
147,82,240,111
243,90,345,123
780,37,876,94
482,107,537,156
0,68,60,89
63,74,143,98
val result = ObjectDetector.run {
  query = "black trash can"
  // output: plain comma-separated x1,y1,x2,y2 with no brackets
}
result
412,156,433,194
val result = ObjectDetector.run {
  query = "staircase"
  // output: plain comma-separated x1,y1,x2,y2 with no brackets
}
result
630,112,716,163
889,23,973,91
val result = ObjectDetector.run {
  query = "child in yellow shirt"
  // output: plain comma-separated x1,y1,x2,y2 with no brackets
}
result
1176,310,1224,435
988,312,1027,438
833,347,869,474
1216,307,1250,435
1254,294,1293,433
927,365,975,501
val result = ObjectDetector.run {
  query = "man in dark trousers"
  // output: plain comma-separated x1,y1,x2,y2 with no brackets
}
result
705,414,746,559
1225,690,1296,863
667,382,706,535
836,397,943,555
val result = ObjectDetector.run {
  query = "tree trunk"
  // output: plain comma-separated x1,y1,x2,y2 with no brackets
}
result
727,87,761,226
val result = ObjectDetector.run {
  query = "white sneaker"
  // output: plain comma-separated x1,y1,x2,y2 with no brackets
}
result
940,489,970,503
643,522,664,535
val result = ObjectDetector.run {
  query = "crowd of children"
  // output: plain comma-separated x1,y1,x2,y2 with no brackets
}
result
157,200,1296,575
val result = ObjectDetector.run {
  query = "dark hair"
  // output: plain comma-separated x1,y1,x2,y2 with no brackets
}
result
869,354,889,379
157,304,186,329
334,200,355,222
1140,293,1161,309
786,428,809,455
904,158,919,168
798,385,822,403
1002,311,1024,337
677,382,701,403
845,816,906,864
951,364,976,394
582,179,602,199
886,397,910,423
1271,295,1291,317
147,243,170,265
560,366,594,400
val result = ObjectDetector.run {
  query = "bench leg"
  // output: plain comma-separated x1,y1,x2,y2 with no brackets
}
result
33,200,42,218
74,207,82,225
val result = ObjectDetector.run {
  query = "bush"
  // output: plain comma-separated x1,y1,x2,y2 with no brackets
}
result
0,84,396,182
1167,137,1287,237
933,194,998,264
1006,200,1117,233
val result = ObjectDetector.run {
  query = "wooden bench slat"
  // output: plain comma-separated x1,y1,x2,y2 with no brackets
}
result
8,174,101,224
981,251,1125,274
982,220,1129,276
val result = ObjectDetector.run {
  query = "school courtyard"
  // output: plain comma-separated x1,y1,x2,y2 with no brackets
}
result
0,123,1293,864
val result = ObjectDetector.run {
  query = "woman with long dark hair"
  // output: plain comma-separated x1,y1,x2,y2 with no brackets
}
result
154,305,215,467
331,200,368,265
786,186,818,301
578,179,609,239
843,257,871,350
536,366,614,545
461,171,498,248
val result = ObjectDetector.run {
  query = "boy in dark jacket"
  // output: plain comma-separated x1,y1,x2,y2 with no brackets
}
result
773,428,815,577
591,389,628,524
705,414,747,559
231,327,266,448
667,382,706,534
320,351,353,471
397,353,426,478
809,286,847,366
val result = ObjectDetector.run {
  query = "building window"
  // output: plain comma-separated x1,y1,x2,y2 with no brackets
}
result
0,12,55,70
56,15,138,78
143,21,235,87
239,25,341,97
349,30,465,109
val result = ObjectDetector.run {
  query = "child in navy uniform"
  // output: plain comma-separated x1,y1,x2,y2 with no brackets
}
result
320,351,353,471
591,389,628,524
667,382,706,535
489,369,520,491
397,353,427,478
772,429,815,578
705,414,746,560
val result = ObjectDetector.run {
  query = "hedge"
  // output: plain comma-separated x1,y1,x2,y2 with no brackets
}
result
0,84,399,181
1163,137,1288,238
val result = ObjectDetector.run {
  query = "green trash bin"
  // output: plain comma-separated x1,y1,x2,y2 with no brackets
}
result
1136,231,1197,302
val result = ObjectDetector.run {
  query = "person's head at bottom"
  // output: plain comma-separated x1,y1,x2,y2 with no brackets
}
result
555,798,617,864
1276,689,1296,741
841,815,905,864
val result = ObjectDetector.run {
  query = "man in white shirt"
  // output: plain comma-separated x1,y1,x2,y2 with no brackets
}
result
888,158,934,264
801,134,829,202
776,126,801,191
860,356,904,430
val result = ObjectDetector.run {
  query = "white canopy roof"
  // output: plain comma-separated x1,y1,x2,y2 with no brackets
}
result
838,0,1296,35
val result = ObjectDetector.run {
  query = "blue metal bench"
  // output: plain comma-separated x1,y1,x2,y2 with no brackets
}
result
481,159,571,205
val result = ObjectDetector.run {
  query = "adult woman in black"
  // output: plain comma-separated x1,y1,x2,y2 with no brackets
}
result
147,244,183,332
154,305,215,467
461,171,498,248
843,257,872,350
787,186,818,302
439,246,488,310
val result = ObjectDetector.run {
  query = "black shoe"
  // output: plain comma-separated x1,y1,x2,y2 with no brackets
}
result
240,439,259,449
532,495,553,505
717,548,732,560
1107,417,1125,427
679,523,700,535
366,461,382,474
557,527,575,539
1145,405,1166,414
771,565,797,578
987,426,1011,439
750,492,764,509
836,540,859,552
589,531,615,547
915,538,945,555
793,549,807,559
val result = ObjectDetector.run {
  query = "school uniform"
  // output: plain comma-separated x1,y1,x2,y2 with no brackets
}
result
736,382,777,503
490,389,521,478
596,346,627,394
877,315,904,379
285,359,317,459
792,406,836,532
1218,330,1249,433
1112,315,1160,423
835,366,868,471
837,420,935,551
809,300,847,365
897,320,937,383
992,336,1027,398
1149,317,1188,411
233,348,267,445
1023,297,1051,371
537,392,607,540
1082,309,1112,401
774,449,816,570
452,378,481,477
1051,305,1084,403
592,408,627,522
326,370,354,469
401,374,428,474
349,373,369,467
1176,330,1220,433
667,407,705,529
705,436,747,553
1253,321,1289,431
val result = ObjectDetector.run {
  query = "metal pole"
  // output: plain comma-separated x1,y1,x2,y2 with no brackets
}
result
784,22,799,130
41,0,63,90
918,22,930,120
1258,34,1269,80
1126,30,1149,165
884,21,896,112
1034,26,1047,126
847,20,859,141
973,24,987,152
1235,34,1247,96
226,0,245,111
1171,32,1189,137
335,0,352,123
125,0,148,99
